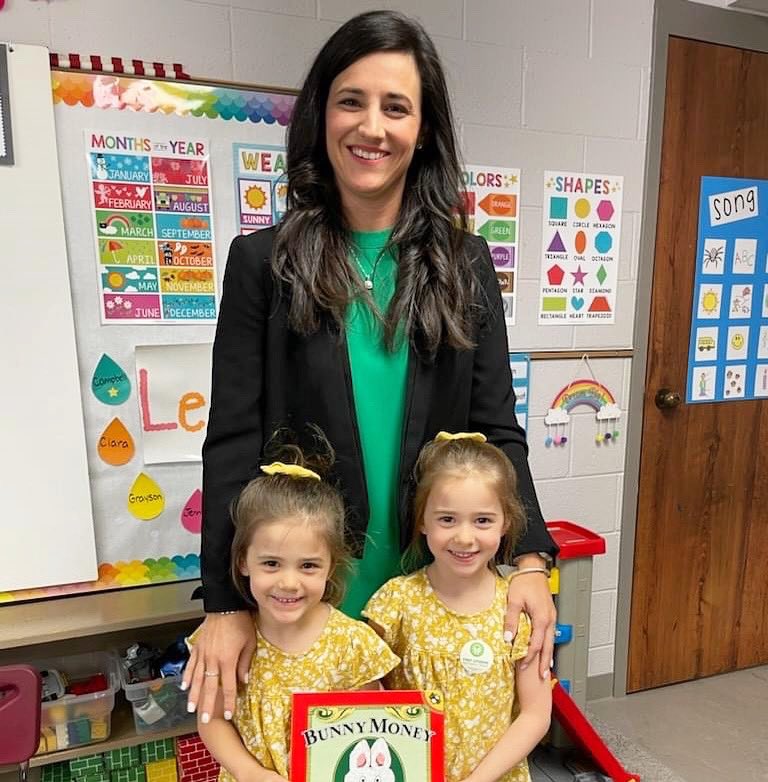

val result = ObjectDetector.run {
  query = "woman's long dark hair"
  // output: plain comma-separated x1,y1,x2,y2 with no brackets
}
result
272,10,476,357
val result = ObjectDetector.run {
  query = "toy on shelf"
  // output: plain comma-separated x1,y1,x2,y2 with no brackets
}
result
41,737,181,782
32,652,120,754
176,734,220,782
117,639,194,735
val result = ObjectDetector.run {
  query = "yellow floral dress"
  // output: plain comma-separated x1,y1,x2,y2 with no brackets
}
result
221,607,400,781
363,569,532,782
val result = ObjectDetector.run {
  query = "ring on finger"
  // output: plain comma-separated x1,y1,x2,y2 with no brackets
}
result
203,670,220,677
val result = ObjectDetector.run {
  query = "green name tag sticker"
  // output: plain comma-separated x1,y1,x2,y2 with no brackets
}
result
459,638,493,675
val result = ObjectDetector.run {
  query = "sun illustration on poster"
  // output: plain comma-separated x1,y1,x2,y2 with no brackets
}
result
244,184,268,210
701,288,720,315
107,270,125,289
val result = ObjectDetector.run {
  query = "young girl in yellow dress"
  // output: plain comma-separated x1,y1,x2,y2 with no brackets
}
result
364,433,552,782
196,448,399,782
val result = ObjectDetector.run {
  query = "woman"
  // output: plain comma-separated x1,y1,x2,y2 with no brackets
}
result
184,10,557,722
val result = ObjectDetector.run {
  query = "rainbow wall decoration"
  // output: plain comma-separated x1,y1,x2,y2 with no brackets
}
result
551,379,616,413
544,379,621,448
0,555,200,604
52,71,295,125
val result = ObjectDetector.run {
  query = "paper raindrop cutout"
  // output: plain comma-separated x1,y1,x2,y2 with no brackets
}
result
128,472,165,521
181,489,203,534
97,417,135,466
92,354,131,406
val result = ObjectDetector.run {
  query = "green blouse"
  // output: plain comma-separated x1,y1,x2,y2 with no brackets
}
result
340,228,409,618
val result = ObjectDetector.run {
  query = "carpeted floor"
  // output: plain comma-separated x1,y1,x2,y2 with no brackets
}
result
583,708,688,781
586,666,768,780
527,709,690,781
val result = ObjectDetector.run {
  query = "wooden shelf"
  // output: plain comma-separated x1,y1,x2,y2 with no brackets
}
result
528,349,633,360
1,701,197,769
0,580,204,651
0,581,205,773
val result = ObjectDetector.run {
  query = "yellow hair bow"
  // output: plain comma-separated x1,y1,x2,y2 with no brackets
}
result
434,431,487,443
260,462,321,481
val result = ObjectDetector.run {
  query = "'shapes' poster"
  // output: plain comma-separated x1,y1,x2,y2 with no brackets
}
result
538,170,623,324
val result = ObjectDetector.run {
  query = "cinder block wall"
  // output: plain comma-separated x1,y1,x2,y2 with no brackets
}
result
2,0,654,683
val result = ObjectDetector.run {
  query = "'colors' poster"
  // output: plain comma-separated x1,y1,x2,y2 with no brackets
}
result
461,165,520,325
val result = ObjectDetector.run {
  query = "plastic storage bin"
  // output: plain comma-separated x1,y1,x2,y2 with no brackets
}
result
120,671,195,735
32,651,120,754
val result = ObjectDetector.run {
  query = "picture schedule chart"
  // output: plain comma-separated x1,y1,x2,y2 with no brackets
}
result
687,176,768,403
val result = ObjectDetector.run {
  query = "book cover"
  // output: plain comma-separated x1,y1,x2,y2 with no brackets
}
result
290,689,445,781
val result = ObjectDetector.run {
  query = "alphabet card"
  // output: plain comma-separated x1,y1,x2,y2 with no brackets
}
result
291,690,445,782
87,130,218,324
538,170,624,324
135,343,212,463
687,176,768,403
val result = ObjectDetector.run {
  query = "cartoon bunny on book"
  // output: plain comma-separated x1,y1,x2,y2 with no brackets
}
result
344,738,396,782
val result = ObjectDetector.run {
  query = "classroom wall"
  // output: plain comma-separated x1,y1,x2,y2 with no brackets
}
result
1,0,654,684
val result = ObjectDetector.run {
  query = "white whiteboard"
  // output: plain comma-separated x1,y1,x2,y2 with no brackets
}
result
0,43,97,592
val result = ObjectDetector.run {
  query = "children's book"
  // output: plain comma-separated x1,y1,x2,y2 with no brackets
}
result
290,689,445,782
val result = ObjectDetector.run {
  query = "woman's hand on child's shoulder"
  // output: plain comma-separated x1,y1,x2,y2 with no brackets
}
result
183,610,257,720
504,559,556,680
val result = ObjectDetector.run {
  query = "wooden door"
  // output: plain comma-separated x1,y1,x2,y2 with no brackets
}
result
629,36,768,692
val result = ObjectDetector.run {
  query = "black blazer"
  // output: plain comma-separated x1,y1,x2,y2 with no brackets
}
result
200,227,557,611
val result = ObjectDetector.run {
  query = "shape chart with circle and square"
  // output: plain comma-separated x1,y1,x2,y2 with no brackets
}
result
538,170,624,324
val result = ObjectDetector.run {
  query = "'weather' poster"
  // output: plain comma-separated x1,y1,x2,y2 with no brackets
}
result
233,143,287,235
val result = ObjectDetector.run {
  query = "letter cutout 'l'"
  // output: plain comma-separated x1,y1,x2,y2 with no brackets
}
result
138,368,177,431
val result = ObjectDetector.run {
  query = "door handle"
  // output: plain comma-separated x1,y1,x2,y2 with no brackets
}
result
655,388,682,409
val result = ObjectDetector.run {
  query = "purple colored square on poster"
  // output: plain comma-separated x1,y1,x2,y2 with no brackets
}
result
491,245,514,268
